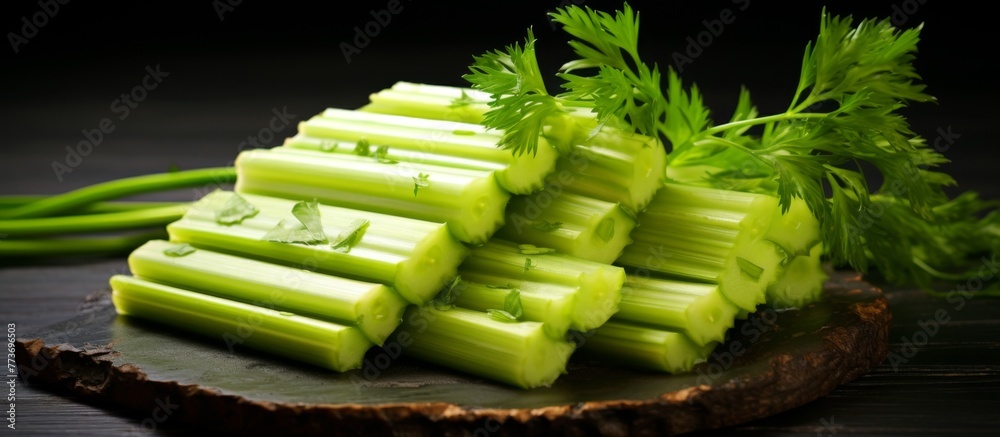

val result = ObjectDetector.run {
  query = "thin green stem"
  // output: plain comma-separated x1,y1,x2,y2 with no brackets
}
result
0,230,166,257
0,196,183,213
699,112,828,138
0,204,188,237
0,168,235,220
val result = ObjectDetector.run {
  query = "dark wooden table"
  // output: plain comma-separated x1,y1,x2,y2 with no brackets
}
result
3,1,998,434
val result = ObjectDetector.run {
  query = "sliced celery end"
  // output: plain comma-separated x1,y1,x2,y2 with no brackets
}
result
457,240,625,334
493,137,560,195
449,280,577,339
167,191,466,306
767,244,828,308
583,321,716,373
394,224,471,304
615,276,739,346
128,240,408,345
401,306,575,388
764,197,821,258
110,275,372,372
235,149,511,244
555,123,667,213
571,265,626,332
499,193,636,264
721,238,785,312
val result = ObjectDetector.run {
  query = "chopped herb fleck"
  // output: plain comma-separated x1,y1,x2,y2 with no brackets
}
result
331,219,370,253
354,139,371,156
487,309,518,323
413,172,430,197
375,145,398,164
163,243,196,257
518,244,555,255
215,193,259,225
530,220,563,232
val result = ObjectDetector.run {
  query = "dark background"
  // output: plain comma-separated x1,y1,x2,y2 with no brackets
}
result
2,1,999,435
2,0,997,198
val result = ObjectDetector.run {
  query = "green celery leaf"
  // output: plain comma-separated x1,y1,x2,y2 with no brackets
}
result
215,193,259,225
163,243,196,257
330,219,370,253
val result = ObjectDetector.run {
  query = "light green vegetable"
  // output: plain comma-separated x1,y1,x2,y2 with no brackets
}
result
111,275,372,372
167,190,468,305
235,148,510,244
400,305,575,388
128,240,408,345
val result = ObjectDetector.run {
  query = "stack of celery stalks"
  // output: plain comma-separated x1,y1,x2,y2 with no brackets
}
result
106,82,825,389
6,5,988,390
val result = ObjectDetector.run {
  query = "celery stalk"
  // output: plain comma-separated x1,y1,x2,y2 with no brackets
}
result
497,192,635,264
166,191,467,305
128,240,408,345
280,139,506,174
767,244,828,308
360,82,667,213
615,274,739,346
400,306,575,388
447,280,577,338
582,321,716,373
234,148,510,244
111,275,372,372
361,81,490,123
457,239,625,332
618,183,820,312
290,109,559,194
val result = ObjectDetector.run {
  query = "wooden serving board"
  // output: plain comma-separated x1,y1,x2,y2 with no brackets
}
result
14,271,889,436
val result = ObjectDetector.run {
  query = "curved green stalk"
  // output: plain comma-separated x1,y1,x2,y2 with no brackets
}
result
0,168,235,220
0,204,188,237
0,230,166,257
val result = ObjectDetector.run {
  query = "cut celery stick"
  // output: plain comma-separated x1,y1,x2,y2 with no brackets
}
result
291,109,559,195
768,244,828,308
400,306,575,388
110,275,371,372
618,183,820,312
235,148,510,244
615,274,739,346
457,239,625,332
497,192,635,264
361,81,490,123
547,116,666,214
166,191,467,305
280,138,506,174
582,321,717,373
128,240,408,345
447,280,577,338
360,82,667,213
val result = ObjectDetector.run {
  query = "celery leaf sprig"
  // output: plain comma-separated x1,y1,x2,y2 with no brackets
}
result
469,3,997,290
463,28,566,157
